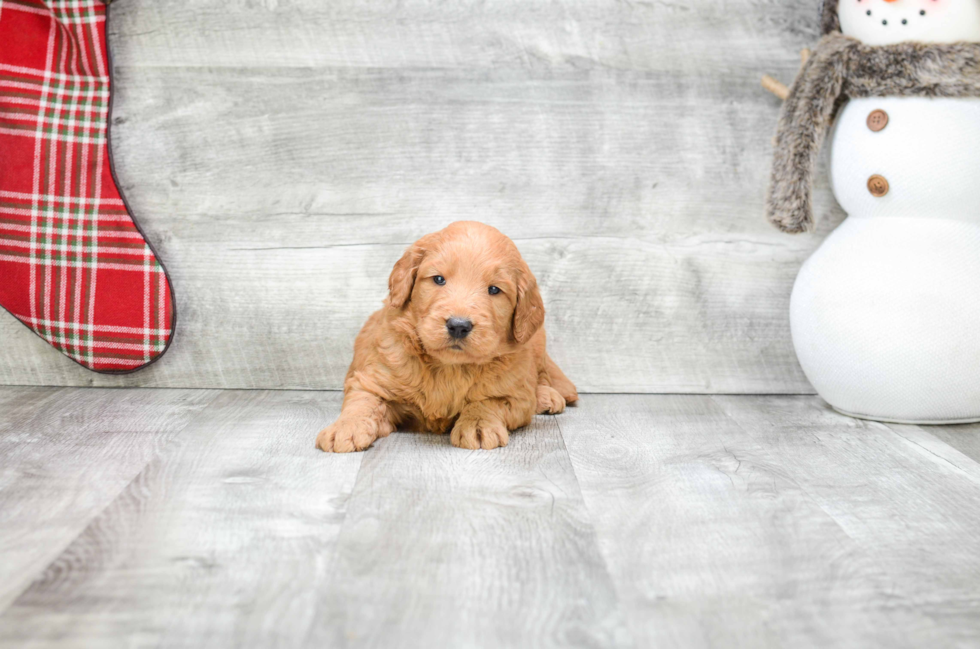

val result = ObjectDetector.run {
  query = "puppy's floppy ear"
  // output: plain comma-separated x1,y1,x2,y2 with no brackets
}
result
512,265,545,344
388,242,425,309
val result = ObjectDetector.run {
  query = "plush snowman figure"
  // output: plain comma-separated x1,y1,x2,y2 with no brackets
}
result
769,0,980,423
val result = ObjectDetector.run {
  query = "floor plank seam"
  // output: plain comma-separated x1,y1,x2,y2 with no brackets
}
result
0,391,224,616
551,412,639,649
296,438,372,646
710,394,980,644
708,395,886,554
882,423,980,486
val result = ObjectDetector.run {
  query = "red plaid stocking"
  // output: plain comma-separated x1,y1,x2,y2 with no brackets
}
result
0,0,175,373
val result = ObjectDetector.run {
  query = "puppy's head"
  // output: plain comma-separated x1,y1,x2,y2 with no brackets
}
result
387,221,544,365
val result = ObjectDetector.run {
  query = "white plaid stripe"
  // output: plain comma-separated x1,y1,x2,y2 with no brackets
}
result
13,314,172,335
158,269,166,359
1,108,104,126
0,223,147,239
0,126,106,144
5,2,104,24
37,334,166,352
84,0,106,365
1,112,93,127
0,80,109,100
87,32,103,364
42,20,59,337
71,1,97,76
0,254,164,273
0,62,105,82
88,0,105,76
0,189,123,205
0,207,136,221
1,238,150,256
63,355,147,366
64,21,79,355
143,245,150,360
0,95,104,113
28,15,56,331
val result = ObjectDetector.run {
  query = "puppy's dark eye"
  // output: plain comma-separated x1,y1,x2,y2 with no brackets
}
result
488,286,501,295
433,276,446,286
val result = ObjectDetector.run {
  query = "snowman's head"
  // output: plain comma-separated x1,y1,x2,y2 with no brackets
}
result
826,0,980,44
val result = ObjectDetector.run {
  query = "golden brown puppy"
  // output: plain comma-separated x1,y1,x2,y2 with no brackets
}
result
316,221,578,453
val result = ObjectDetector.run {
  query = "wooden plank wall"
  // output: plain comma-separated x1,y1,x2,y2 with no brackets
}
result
0,0,842,392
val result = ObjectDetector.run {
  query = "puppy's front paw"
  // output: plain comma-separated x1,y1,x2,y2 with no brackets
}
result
450,417,509,450
316,418,381,453
536,385,566,415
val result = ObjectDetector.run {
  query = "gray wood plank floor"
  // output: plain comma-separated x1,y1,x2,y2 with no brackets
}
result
2,387,980,648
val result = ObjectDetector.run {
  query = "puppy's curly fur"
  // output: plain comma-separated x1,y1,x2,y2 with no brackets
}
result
767,11,980,233
317,221,578,453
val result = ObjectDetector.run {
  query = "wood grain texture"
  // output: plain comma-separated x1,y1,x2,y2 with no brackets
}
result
0,387,218,613
0,390,362,648
308,415,631,648
0,0,841,392
3,388,980,647
559,394,915,648
715,395,980,647
885,423,980,486
915,422,980,465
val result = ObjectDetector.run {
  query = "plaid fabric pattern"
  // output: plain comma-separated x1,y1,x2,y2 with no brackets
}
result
0,0,175,372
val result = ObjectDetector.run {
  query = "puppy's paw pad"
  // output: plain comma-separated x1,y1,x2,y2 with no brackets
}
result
450,419,509,450
316,419,379,453
536,385,566,415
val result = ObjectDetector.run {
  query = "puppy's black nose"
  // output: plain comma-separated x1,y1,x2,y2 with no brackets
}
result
446,317,473,340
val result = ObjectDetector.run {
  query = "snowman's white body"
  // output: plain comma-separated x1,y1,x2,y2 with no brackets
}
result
790,1,980,423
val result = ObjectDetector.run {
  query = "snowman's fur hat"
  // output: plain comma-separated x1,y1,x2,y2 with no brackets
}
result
767,7,980,233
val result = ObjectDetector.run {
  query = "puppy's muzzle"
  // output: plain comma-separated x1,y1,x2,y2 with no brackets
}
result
446,317,474,340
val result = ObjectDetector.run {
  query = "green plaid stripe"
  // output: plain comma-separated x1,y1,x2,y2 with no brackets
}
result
1,230,147,248
3,1,108,26
0,72,105,87
40,8,101,351
0,118,104,141
0,76,106,140
0,221,146,238
4,245,158,266
43,330,169,352
0,197,129,214
0,66,106,86
1,103,104,125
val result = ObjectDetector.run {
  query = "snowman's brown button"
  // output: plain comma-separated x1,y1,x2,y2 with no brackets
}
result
867,109,889,132
868,174,889,197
